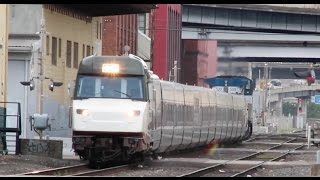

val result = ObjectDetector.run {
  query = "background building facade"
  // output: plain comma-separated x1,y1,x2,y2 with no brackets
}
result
0,4,9,134
152,4,182,81
7,4,102,139
102,14,137,56
181,40,218,87
0,5,8,103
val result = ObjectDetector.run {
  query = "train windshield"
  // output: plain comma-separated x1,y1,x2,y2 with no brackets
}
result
75,75,146,101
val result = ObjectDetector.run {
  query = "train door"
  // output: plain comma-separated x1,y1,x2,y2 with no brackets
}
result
239,101,247,139
236,97,245,141
190,88,201,148
215,93,224,141
232,96,240,141
199,89,209,145
180,86,193,149
239,101,249,140
157,82,174,153
168,84,184,151
224,95,233,142
228,95,236,142
207,90,217,143
149,80,162,151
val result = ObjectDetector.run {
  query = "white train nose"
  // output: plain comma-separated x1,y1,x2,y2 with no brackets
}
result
72,99,147,133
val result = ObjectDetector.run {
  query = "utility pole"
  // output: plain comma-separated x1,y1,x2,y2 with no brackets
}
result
263,63,268,126
248,62,252,80
150,9,155,71
38,17,46,115
173,60,178,82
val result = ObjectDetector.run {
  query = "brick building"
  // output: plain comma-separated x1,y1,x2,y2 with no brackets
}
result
152,4,182,81
181,40,218,87
102,14,137,55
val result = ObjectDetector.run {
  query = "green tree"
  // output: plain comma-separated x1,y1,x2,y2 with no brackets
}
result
307,102,320,119
282,102,297,116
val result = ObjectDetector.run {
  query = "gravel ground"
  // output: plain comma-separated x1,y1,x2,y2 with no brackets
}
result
252,166,312,177
0,155,82,175
0,137,319,176
104,164,199,177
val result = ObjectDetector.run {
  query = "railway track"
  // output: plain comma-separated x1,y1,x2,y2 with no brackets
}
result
13,164,130,176
178,137,306,177
9,133,311,177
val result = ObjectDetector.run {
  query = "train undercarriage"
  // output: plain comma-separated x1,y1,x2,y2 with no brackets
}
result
72,121,252,169
72,133,152,168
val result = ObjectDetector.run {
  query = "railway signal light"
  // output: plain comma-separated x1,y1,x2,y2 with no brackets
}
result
298,98,303,113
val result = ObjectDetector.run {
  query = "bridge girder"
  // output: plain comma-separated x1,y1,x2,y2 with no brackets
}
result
56,4,156,17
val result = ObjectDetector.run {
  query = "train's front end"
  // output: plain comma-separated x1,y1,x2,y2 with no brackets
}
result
71,55,150,166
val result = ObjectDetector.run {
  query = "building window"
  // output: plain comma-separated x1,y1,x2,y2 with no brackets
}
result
96,21,99,39
46,35,50,55
138,14,146,34
86,45,90,57
66,40,72,68
58,38,61,58
73,42,79,68
100,22,102,40
51,37,57,65
82,44,85,59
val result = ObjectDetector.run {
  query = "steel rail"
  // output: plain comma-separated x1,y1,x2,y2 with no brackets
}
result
15,163,88,176
66,164,130,176
178,138,299,177
230,144,305,177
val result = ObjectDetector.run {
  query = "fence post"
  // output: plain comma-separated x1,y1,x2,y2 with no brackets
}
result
308,125,312,149
306,123,308,138
317,150,320,164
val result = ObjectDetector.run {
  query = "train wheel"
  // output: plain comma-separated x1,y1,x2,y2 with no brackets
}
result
89,160,102,169
151,153,159,160
79,155,88,161
129,152,144,165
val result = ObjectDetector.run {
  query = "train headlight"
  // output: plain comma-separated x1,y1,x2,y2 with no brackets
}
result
128,110,140,117
76,109,89,116
102,64,119,73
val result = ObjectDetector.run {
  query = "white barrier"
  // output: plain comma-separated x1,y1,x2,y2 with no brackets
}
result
307,125,320,149
306,123,308,138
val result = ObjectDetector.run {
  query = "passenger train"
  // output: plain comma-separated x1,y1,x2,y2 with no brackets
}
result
71,54,252,167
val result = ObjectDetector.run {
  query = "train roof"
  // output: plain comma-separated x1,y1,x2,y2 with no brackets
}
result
78,55,146,75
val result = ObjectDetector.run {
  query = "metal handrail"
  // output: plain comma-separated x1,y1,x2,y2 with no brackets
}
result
0,102,22,155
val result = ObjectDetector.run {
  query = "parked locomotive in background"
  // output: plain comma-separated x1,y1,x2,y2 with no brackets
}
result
70,54,252,167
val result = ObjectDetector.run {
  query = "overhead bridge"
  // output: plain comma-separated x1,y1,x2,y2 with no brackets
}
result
57,4,157,16
269,84,320,102
182,4,320,63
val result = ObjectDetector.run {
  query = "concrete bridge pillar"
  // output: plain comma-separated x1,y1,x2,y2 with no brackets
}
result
269,99,283,131
272,99,283,117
